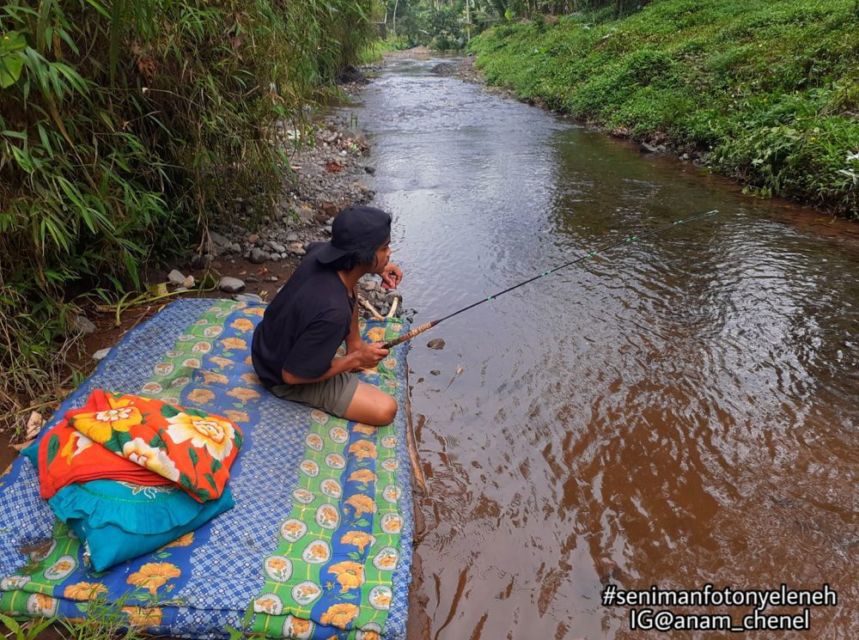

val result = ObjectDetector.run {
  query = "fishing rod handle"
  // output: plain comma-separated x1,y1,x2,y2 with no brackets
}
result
383,322,434,349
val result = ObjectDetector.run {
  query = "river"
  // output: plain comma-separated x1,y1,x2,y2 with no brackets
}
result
348,57,858,639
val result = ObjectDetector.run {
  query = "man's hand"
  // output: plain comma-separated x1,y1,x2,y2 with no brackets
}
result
381,262,403,290
349,341,389,370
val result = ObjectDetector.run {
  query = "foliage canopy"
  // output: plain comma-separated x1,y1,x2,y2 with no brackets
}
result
0,0,373,431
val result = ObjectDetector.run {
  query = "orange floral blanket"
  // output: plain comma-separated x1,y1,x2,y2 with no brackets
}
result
40,389,242,502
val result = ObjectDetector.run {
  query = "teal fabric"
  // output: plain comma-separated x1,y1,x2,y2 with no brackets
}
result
48,479,234,571
22,427,235,572
20,442,37,467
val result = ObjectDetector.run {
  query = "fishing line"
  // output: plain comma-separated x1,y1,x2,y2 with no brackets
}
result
382,209,719,349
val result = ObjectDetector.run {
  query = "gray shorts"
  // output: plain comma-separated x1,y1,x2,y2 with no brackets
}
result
269,372,359,418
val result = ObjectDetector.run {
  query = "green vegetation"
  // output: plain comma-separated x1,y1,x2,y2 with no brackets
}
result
0,594,155,639
471,0,859,217
358,37,405,65
379,1,648,50
0,0,373,434
0,614,57,640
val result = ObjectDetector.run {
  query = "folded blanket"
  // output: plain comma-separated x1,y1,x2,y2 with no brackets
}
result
37,391,170,500
49,480,234,571
38,389,243,504
68,389,243,502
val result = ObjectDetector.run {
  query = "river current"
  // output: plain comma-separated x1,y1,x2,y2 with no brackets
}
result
349,57,858,639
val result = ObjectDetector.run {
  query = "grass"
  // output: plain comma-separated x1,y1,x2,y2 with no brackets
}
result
358,37,410,65
0,614,56,640
0,588,181,639
470,0,859,218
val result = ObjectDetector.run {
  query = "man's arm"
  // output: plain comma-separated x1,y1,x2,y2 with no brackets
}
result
281,351,360,385
281,340,388,385
346,298,363,354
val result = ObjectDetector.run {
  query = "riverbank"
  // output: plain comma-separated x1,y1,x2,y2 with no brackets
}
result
0,81,410,639
1,91,400,452
469,0,859,218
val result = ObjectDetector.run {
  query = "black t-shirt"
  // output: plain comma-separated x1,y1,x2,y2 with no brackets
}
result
251,244,355,387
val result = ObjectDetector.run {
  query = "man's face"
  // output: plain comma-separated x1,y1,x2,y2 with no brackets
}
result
373,238,391,273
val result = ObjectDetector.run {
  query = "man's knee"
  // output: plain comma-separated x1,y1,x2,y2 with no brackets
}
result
367,395,397,426
379,396,398,425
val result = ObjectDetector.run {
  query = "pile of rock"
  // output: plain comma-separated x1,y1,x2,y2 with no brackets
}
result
357,276,399,319
162,109,413,322
208,229,312,265
167,269,196,291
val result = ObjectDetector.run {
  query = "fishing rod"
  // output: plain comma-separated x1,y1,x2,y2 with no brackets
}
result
382,209,719,349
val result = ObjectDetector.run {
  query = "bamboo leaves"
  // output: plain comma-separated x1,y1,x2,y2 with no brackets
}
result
0,31,26,88
1,0,377,437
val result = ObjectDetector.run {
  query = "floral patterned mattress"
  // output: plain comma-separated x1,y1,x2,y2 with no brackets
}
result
0,299,414,639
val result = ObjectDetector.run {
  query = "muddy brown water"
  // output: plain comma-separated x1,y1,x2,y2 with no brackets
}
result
349,58,859,638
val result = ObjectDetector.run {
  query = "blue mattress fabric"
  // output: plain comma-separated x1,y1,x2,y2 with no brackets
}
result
0,299,414,639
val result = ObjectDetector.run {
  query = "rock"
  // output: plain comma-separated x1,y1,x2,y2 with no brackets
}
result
265,275,279,282
71,314,97,335
182,275,195,289
270,254,281,262
249,248,270,264
190,253,213,269
93,347,111,361
640,142,666,154
336,65,367,85
430,370,440,376
297,206,315,223
245,276,259,283
288,242,306,256
218,276,245,293
167,269,186,286
363,165,376,175
247,233,260,245
234,293,263,304
427,338,446,350
286,232,299,243
230,242,242,254
25,411,44,440
265,240,286,254
210,231,231,248
431,62,456,76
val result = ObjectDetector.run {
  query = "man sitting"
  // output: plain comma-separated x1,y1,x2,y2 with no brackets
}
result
251,205,404,426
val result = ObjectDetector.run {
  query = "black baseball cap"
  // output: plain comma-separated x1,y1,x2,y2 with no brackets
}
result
315,205,392,264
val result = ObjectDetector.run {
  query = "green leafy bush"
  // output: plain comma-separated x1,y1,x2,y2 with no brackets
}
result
471,0,859,217
0,0,373,432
